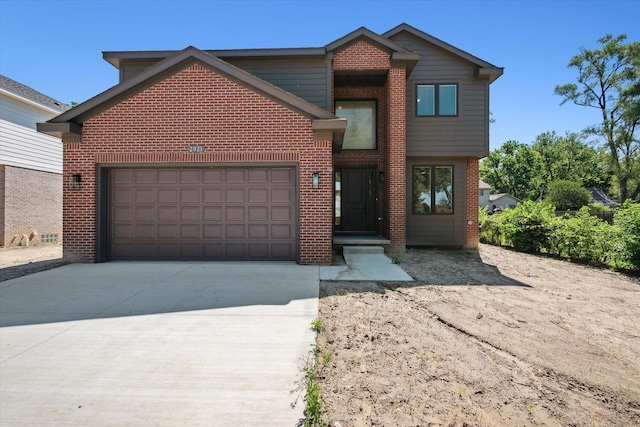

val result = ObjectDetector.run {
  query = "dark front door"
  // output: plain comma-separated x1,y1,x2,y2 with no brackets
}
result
335,167,377,233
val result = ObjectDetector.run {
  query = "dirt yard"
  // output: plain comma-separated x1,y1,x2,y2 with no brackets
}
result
0,244,64,281
318,245,640,426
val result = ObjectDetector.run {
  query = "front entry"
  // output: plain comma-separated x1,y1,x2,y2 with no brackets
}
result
334,167,377,233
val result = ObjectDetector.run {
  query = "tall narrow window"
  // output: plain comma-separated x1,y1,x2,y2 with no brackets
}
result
413,166,453,214
416,84,458,116
335,100,377,149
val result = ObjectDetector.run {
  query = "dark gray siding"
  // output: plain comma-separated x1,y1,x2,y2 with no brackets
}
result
226,57,330,110
119,57,330,110
406,157,467,246
390,32,490,157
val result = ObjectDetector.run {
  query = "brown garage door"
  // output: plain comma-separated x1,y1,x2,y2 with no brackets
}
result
109,167,296,261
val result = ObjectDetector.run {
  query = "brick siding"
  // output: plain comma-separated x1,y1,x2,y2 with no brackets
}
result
1,165,62,247
331,40,407,251
465,158,479,248
64,63,333,264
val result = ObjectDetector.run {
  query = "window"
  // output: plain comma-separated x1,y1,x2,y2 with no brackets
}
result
335,100,376,149
416,84,457,116
413,166,453,214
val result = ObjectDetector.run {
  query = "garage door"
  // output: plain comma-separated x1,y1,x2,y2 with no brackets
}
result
109,167,296,261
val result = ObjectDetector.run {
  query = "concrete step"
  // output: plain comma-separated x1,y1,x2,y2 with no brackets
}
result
343,246,384,255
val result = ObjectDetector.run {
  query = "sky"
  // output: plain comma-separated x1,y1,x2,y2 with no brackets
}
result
1,0,638,151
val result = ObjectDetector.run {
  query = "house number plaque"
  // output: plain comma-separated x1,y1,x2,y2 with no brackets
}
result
188,145,205,153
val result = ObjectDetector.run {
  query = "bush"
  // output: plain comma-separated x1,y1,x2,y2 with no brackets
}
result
544,180,592,210
499,201,556,253
547,207,618,265
614,200,640,270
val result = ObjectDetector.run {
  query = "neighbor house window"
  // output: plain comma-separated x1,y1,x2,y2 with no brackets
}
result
416,84,457,116
335,100,376,149
413,166,453,214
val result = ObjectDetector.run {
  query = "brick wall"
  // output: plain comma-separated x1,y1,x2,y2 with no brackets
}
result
333,39,391,70
1,165,62,247
64,62,333,264
331,39,407,250
465,158,479,248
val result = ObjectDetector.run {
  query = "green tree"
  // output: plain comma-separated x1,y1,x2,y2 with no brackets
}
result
532,131,609,188
544,180,592,210
480,140,544,201
555,34,640,202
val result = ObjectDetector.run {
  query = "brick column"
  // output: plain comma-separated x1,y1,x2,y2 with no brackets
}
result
466,158,479,249
387,66,406,252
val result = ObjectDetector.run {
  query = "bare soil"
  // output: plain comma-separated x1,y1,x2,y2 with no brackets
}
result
0,244,64,281
318,245,640,426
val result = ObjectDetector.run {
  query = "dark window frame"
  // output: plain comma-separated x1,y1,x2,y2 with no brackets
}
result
415,83,459,117
334,99,378,150
412,165,454,215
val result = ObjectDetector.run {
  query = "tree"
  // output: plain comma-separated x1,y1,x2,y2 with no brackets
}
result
532,131,609,188
544,180,592,210
480,140,544,201
555,34,640,202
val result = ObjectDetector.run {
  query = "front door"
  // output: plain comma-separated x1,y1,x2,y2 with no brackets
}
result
335,167,377,233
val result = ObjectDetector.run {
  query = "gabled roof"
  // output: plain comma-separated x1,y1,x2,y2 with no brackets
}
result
383,23,503,82
325,26,409,54
479,180,492,189
587,187,619,208
39,46,346,142
0,74,70,113
489,193,522,202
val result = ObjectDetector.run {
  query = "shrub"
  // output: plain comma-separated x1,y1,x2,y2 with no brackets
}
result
499,201,556,253
544,180,592,210
614,200,640,270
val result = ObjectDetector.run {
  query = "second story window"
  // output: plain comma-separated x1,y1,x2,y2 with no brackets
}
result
416,84,458,116
335,100,377,149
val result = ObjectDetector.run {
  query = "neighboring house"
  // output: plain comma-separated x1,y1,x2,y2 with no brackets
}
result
587,186,619,209
38,23,503,264
0,75,69,247
489,193,521,211
479,180,492,208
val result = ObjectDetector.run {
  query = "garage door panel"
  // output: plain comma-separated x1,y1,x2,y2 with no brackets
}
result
226,206,245,221
158,189,177,203
180,188,200,203
226,224,246,239
180,224,201,239
135,206,155,221
203,206,223,221
180,206,200,221
272,206,292,221
203,224,223,239
248,224,268,239
110,167,296,261
248,188,269,203
158,206,178,221
272,188,293,203
225,188,245,203
158,224,177,239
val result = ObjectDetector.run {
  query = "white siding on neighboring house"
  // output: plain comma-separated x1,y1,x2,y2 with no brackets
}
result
489,194,520,210
0,91,62,173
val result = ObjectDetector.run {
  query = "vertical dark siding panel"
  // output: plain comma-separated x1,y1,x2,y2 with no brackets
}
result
390,32,489,157
227,57,329,110
405,157,467,246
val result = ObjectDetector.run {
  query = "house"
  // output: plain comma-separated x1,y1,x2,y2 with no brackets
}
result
38,24,503,264
489,193,521,211
479,180,492,208
587,186,619,209
1,75,69,247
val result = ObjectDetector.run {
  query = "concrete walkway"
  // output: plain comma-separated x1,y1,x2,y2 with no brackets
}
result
0,262,319,426
320,246,414,282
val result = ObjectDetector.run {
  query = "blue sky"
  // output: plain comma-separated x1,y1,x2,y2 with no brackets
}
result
1,0,638,151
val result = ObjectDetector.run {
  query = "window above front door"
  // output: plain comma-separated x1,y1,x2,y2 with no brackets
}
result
335,100,377,149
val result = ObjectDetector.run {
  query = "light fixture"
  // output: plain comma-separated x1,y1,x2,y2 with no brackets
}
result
311,172,320,189
378,171,385,183
68,174,82,191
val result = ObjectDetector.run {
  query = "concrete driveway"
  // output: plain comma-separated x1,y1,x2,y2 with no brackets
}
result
0,262,319,426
